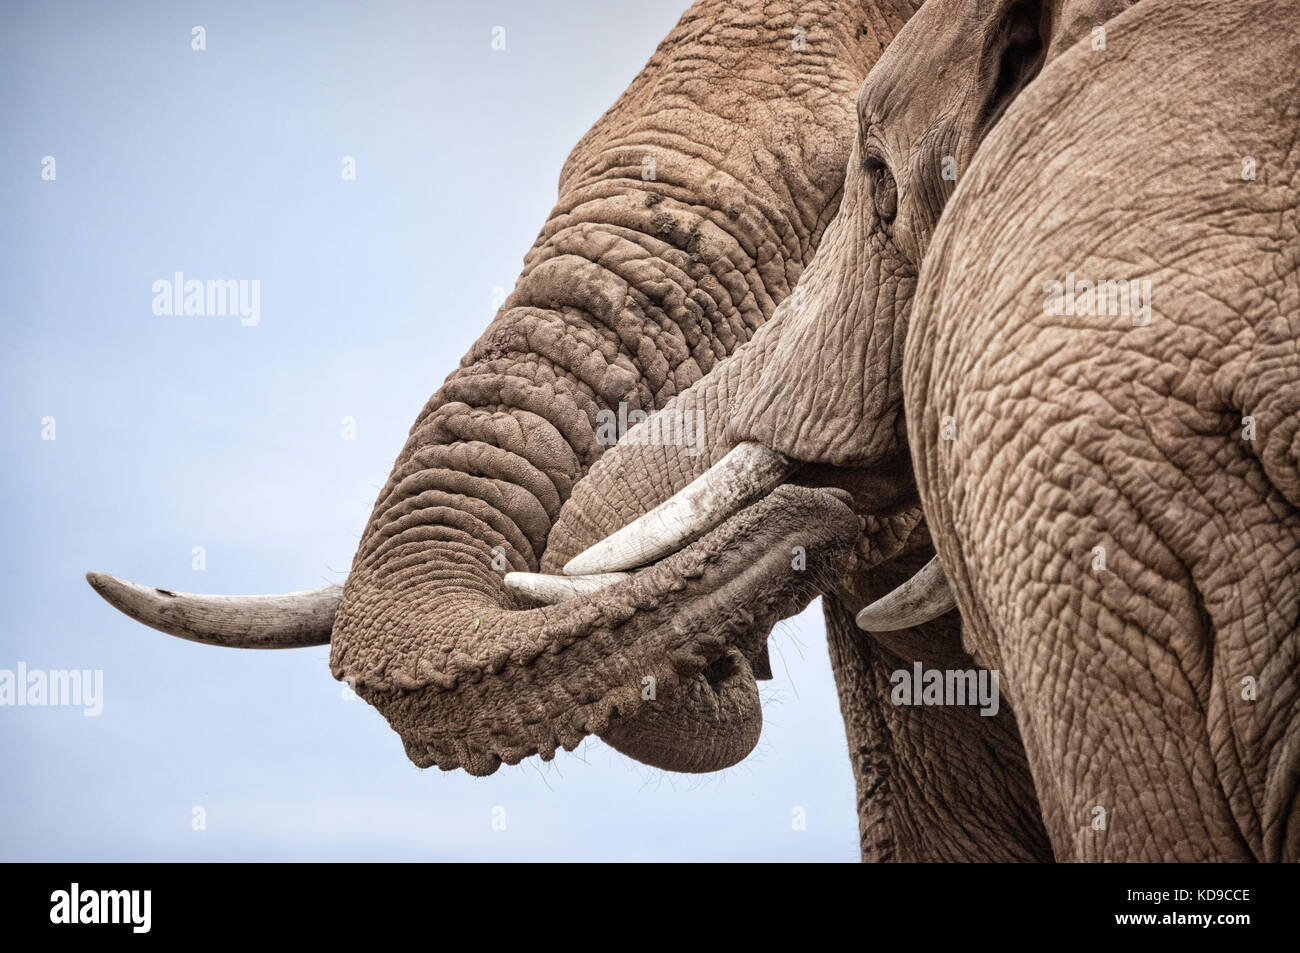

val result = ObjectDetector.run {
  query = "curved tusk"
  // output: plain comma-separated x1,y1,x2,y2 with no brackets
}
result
563,442,792,575
86,572,340,648
504,571,629,604
855,556,957,632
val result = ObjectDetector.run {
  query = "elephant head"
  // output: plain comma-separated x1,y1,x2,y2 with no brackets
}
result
553,0,1134,612
543,0,1134,648
88,0,924,776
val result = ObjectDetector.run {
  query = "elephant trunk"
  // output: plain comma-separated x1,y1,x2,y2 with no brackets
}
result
330,169,799,772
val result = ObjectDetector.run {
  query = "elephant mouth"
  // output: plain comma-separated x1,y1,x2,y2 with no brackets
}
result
490,439,958,776
569,482,863,775
486,440,957,775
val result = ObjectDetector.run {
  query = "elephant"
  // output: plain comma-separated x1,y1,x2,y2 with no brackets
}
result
86,0,1297,862
91,0,940,844
906,0,1300,861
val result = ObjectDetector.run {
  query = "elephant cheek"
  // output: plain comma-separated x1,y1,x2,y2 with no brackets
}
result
599,648,762,773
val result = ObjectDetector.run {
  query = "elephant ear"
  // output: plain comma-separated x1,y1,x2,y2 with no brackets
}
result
970,0,1054,143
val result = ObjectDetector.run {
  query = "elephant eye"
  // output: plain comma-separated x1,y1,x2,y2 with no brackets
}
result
865,158,897,223
868,159,899,224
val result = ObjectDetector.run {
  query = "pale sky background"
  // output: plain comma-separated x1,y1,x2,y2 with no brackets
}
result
1,0,860,860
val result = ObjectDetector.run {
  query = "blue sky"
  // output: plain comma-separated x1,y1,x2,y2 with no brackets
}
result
1,0,860,860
